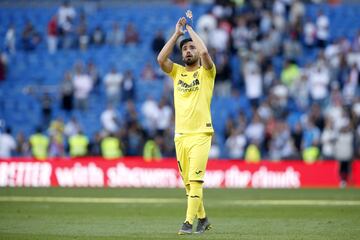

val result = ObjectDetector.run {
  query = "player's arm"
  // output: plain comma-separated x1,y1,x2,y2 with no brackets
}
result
157,18,186,73
184,11,214,70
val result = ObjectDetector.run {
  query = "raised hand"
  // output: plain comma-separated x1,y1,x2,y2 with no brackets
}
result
175,17,187,36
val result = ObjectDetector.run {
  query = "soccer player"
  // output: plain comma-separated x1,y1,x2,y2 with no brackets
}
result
157,10,215,235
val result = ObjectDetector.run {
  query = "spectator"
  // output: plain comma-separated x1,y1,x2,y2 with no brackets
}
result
29,127,49,160
209,22,229,53
60,71,74,113
122,70,135,101
124,100,138,126
225,128,246,159
15,131,30,156
309,62,330,106
209,137,220,159
124,23,139,45
72,63,93,110
321,118,336,160
107,22,123,46
21,21,41,51
289,0,305,26
244,141,261,163
5,24,16,54
101,133,122,159
58,0,76,35
303,18,316,48
269,121,294,160
214,53,231,96
302,119,321,151
143,135,162,162
283,35,302,60
291,72,310,109
87,60,101,94
0,52,7,81
49,135,64,157
316,10,329,48
291,122,303,153
104,67,123,105
141,96,159,134
77,14,89,50
196,10,217,46
141,63,157,81
151,30,166,54
89,131,103,156
68,130,89,157
125,122,144,156
101,105,120,134
0,127,16,158
243,60,263,108
47,15,58,54
334,123,354,187
156,98,172,135
343,63,359,105
91,25,105,46
281,60,301,88
64,117,80,138
245,113,265,145
48,118,65,157
25,88,54,128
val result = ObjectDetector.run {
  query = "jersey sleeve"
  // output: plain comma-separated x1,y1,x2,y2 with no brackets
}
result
166,63,181,81
203,63,216,80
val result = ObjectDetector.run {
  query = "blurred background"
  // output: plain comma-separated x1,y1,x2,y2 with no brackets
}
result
0,0,359,165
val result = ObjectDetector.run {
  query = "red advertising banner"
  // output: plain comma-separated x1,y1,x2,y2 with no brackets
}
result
352,160,360,186
0,157,352,188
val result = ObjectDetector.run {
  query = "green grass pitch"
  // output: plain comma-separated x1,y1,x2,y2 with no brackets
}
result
0,188,359,240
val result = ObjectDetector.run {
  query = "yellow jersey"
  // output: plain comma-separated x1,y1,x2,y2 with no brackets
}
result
167,63,216,134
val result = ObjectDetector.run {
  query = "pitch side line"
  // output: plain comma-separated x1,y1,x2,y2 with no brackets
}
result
0,196,183,204
0,196,359,206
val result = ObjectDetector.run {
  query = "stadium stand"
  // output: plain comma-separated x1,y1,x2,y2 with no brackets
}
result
0,0,359,161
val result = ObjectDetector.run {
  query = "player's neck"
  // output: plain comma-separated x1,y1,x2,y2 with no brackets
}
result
185,63,200,72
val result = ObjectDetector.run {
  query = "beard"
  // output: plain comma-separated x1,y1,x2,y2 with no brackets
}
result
183,55,198,66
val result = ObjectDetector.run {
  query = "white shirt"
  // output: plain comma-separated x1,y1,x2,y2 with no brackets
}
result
225,134,247,159
64,121,79,137
209,28,229,52
141,99,159,130
5,28,15,45
309,67,330,100
156,105,172,130
58,5,76,27
0,133,16,158
304,22,316,44
244,71,263,99
73,74,93,99
104,72,123,96
321,128,336,157
316,14,329,40
101,109,119,133
245,122,265,143
196,14,217,33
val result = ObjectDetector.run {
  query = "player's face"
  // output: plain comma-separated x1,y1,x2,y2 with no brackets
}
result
182,41,199,66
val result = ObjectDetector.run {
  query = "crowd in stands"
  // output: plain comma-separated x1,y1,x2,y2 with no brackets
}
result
0,0,359,166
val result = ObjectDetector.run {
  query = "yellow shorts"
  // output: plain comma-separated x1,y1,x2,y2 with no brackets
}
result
174,133,212,185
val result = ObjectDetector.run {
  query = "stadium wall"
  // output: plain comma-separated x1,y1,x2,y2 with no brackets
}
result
0,158,359,188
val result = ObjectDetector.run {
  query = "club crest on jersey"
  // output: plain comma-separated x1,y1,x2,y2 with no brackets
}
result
193,71,198,78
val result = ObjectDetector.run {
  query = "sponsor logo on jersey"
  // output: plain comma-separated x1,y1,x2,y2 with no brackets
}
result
177,79,200,93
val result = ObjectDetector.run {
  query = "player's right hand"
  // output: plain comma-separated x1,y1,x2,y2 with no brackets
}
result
175,17,186,36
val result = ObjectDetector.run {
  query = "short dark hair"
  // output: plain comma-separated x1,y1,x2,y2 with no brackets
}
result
179,38,193,50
